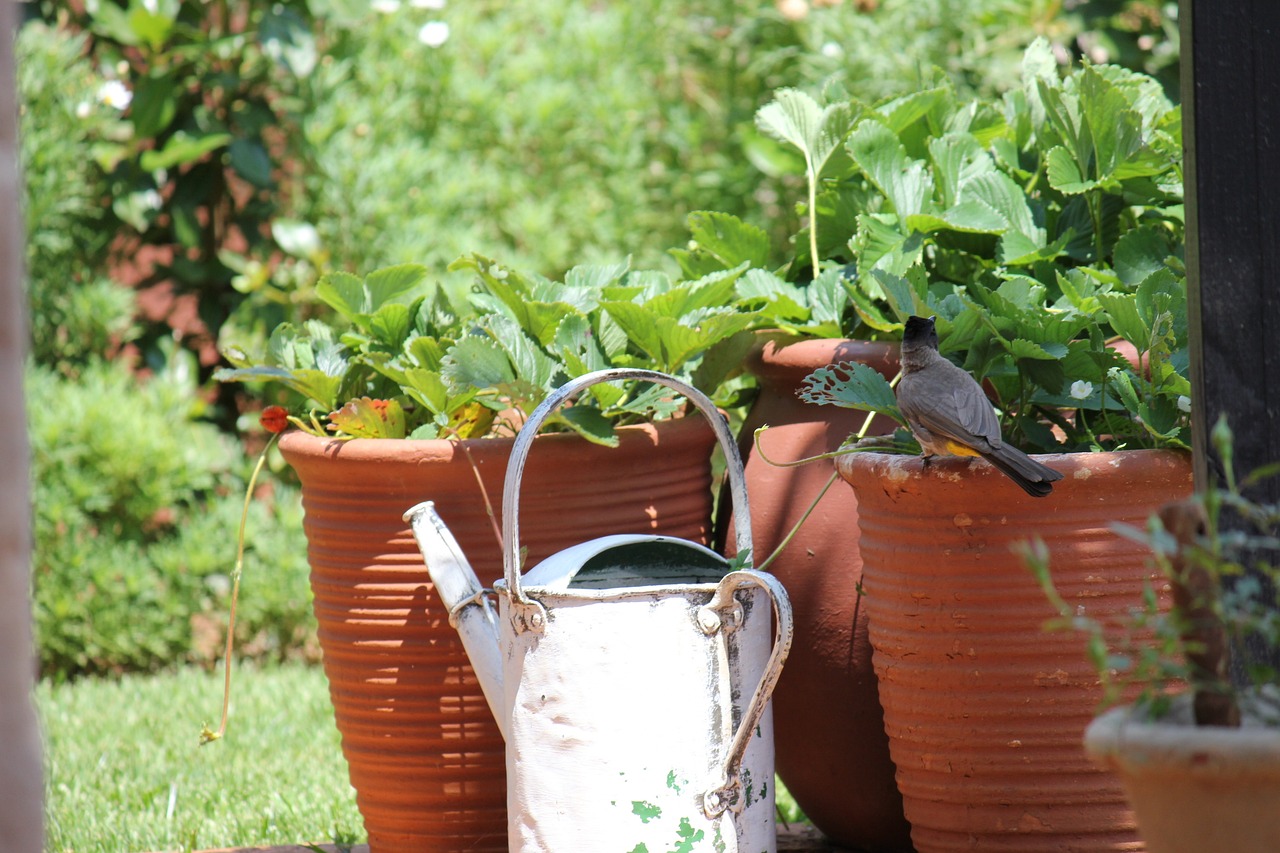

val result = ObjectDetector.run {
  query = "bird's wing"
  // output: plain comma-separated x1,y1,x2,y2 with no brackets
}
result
904,360,1001,451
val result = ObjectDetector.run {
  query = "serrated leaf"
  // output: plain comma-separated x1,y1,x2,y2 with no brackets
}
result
685,211,771,270
905,201,1007,236
928,132,994,209
1098,292,1147,349
316,272,365,320
365,264,429,311
1007,338,1066,360
1045,145,1097,195
755,89,853,180
444,334,516,391
798,361,904,425
553,405,618,447
328,397,406,439
367,303,412,351
847,120,932,219
1118,226,1173,286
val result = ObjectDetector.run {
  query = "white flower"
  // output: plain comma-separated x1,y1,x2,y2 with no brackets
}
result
1177,395,1192,413
371,0,401,12
821,42,842,59
75,100,91,119
97,79,132,111
411,0,446,8
1070,380,1093,400
418,20,450,47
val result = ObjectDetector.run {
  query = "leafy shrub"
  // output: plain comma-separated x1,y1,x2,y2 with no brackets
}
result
27,359,313,679
17,22,135,371
783,39,1187,452
41,0,317,365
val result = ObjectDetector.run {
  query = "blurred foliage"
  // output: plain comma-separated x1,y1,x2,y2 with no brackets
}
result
17,22,136,371
27,355,314,681
33,0,317,369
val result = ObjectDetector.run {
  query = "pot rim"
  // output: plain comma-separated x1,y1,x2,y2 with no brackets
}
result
1085,704,1280,775
836,445,1192,481
277,412,707,464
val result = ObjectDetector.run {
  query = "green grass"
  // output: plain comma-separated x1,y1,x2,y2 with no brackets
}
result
38,661,363,853
39,660,807,852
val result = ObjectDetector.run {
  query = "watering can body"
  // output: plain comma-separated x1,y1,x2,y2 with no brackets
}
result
406,369,792,853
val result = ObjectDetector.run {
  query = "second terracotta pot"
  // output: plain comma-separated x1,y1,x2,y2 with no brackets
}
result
721,336,913,852
838,449,1193,853
281,415,717,852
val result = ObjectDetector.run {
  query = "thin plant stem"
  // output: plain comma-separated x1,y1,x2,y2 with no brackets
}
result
462,443,503,553
754,369,904,571
756,470,839,574
200,431,279,746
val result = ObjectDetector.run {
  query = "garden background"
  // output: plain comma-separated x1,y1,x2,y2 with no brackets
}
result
20,1,1178,850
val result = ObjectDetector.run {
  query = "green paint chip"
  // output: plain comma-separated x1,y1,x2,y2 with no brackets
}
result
632,800,662,823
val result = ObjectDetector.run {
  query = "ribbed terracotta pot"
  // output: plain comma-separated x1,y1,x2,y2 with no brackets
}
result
719,336,912,852
837,449,1193,853
280,415,716,853
1085,704,1280,853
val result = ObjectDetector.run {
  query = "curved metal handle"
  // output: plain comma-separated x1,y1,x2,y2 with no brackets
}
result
700,569,793,819
501,368,753,610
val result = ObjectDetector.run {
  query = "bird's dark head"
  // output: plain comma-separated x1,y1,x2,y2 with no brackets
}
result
902,315,938,353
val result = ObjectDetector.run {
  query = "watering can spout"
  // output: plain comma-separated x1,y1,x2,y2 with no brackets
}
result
403,501,507,740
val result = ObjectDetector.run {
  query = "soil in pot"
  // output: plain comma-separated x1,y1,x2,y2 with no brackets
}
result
837,448,1193,853
281,414,717,852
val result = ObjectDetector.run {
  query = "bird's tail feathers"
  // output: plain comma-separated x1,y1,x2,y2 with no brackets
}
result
982,445,1063,498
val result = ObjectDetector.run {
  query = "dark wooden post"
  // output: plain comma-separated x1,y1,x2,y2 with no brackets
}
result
0,2,47,849
1181,0,1280,497
1181,0,1280,677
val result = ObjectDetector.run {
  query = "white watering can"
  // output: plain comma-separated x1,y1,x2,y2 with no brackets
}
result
404,368,793,853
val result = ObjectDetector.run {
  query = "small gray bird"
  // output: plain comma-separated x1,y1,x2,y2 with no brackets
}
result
896,315,1063,497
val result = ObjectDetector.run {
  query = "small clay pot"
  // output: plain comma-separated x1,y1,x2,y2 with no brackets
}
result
1086,703,1280,853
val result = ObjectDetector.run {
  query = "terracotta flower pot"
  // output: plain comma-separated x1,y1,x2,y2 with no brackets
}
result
1085,704,1280,853
837,449,1193,853
719,336,913,852
280,415,717,852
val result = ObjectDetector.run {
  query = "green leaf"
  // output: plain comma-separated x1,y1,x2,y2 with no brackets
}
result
798,361,904,425
139,131,232,172
684,211,770,270
367,303,412,352
1114,227,1171,287
905,201,1006,236
755,89,853,181
130,71,177,137
127,1,178,51
847,120,932,219
444,334,516,392
1097,292,1147,348
553,405,618,447
1045,145,1097,195
229,138,273,188
213,365,343,411
328,397,406,439
365,264,429,311
315,272,365,321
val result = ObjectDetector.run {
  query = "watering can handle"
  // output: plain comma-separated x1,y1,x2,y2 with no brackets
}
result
501,368,752,607
700,569,793,819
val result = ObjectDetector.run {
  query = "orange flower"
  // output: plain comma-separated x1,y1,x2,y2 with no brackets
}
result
260,405,289,434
